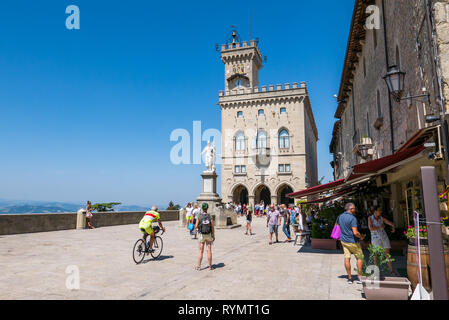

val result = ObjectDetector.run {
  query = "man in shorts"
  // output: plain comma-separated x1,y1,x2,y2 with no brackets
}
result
338,203,365,284
266,204,280,245
138,206,166,253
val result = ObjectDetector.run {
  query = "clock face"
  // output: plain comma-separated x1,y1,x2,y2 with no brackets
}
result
234,79,243,88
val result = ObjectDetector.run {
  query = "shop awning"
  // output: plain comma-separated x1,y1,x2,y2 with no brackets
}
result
301,187,354,204
287,179,345,199
397,125,439,153
346,144,425,182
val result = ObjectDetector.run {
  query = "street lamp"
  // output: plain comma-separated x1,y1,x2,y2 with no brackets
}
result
384,65,430,104
383,65,406,102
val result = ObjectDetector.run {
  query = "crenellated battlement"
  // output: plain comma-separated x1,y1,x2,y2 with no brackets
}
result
221,40,258,52
219,81,307,97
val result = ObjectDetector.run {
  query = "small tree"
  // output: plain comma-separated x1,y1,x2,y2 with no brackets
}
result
91,202,122,212
167,201,181,210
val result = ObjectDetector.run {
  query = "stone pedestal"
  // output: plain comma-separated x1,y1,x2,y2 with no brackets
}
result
197,170,240,229
196,171,222,210
179,208,187,227
76,209,86,229
213,206,240,229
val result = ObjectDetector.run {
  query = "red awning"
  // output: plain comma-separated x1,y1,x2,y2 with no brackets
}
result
287,179,345,199
301,188,354,204
397,125,439,153
346,144,425,182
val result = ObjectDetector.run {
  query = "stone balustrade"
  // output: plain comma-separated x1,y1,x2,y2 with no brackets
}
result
0,210,180,235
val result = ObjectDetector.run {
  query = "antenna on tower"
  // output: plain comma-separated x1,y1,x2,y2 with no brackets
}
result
249,8,251,41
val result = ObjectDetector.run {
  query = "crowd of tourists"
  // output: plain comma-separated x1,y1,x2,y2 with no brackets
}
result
135,199,398,284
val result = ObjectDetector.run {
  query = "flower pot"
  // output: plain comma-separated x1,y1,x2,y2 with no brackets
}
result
311,238,337,250
361,276,411,300
409,238,428,246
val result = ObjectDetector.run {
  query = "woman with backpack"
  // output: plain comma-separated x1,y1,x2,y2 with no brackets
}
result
195,203,215,271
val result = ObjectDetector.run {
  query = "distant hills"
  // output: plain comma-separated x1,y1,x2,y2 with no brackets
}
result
0,200,158,214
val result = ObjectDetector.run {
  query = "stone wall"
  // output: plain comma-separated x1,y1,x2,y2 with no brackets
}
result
332,0,449,180
0,211,180,236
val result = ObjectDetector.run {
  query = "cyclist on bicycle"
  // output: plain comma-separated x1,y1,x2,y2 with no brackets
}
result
139,205,166,253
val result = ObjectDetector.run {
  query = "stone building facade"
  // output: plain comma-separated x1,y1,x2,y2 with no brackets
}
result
218,33,318,207
330,0,449,227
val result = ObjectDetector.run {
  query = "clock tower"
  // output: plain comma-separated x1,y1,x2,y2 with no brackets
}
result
220,30,263,92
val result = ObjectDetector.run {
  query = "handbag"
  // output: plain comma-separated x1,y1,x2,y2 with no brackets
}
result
188,223,194,231
330,215,341,240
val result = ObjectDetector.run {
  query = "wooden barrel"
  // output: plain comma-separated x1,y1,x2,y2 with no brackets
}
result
407,245,431,291
407,244,449,292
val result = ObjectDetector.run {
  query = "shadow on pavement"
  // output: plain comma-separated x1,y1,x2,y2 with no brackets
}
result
212,263,225,270
142,255,174,264
297,247,342,254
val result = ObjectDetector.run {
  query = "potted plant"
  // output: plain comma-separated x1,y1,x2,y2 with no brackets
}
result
404,225,428,245
360,244,411,300
310,204,342,250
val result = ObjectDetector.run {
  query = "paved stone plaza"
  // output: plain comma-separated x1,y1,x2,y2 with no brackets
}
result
0,216,365,300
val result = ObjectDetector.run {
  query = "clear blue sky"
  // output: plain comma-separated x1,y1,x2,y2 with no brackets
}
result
0,0,355,207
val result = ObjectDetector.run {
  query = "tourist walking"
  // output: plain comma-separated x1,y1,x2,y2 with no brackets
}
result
337,203,365,284
281,204,292,242
266,204,280,245
185,202,193,232
195,203,215,271
245,203,253,235
368,205,398,275
191,203,200,239
85,201,95,229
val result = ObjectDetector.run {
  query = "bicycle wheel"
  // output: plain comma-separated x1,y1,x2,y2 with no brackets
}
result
150,236,163,259
133,239,146,264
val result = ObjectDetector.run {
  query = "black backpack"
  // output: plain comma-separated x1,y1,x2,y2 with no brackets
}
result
199,213,212,234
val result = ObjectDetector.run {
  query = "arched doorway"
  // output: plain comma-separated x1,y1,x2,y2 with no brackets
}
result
278,184,294,206
255,184,271,205
233,185,249,205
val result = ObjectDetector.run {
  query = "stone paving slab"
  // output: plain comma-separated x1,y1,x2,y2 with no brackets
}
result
0,216,364,300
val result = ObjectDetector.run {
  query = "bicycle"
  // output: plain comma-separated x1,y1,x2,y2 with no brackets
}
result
133,226,164,264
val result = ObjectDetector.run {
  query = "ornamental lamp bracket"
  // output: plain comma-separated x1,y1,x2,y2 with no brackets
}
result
353,137,374,160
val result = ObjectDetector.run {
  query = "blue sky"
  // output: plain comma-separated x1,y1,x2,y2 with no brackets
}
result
0,0,355,207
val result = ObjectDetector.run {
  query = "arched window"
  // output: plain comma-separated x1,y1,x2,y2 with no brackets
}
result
377,90,382,118
235,132,245,151
258,109,264,116
279,129,290,149
396,46,401,69
256,130,267,149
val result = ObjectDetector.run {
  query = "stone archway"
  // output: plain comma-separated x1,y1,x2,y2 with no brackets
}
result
255,184,271,206
277,184,294,206
232,185,249,205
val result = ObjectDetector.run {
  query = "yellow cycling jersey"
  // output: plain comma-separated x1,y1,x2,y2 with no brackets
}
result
140,211,160,223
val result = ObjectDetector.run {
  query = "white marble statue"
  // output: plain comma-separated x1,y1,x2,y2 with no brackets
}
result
202,140,216,172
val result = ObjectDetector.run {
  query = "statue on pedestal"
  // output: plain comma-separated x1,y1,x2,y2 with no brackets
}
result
202,140,216,173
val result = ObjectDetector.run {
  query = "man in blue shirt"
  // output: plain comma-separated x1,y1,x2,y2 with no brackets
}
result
338,203,365,284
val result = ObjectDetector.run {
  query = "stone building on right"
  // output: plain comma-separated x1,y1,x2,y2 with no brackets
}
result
329,0,449,228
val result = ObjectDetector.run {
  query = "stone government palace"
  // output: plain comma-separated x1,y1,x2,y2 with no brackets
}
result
217,30,319,207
